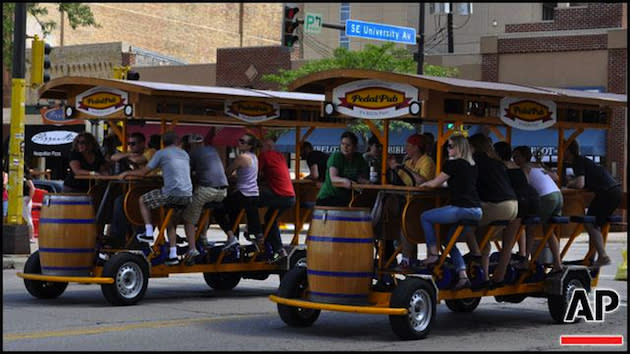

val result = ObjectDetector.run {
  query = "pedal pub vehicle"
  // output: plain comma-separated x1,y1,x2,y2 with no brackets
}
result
17,76,346,305
268,69,627,340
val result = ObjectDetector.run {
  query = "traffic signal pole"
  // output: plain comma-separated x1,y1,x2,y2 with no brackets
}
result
5,3,29,253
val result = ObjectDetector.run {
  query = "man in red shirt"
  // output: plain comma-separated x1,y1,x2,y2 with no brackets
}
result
258,136,296,263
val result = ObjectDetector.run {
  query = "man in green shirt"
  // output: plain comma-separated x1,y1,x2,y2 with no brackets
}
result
316,131,370,206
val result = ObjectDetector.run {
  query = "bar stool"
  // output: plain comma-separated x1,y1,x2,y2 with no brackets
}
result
193,201,225,248
516,216,569,284
433,219,479,289
148,204,187,264
293,201,316,246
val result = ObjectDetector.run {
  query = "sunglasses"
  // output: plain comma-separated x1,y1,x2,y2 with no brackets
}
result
238,138,249,145
77,140,87,145
127,141,137,146
447,143,454,149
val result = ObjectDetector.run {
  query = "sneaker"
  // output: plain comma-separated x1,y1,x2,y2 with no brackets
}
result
98,252,110,261
184,249,200,266
136,232,154,243
269,249,288,264
222,237,239,251
164,257,179,266
255,236,265,252
593,255,611,267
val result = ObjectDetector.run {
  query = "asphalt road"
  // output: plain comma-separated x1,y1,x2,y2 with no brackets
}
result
2,232,627,351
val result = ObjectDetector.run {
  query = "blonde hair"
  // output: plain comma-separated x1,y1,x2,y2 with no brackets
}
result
449,134,475,166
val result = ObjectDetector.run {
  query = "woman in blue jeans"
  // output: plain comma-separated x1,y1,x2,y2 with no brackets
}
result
419,134,482,290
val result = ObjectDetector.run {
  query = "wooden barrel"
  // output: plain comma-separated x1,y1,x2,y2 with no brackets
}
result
306,207,374,305
38,194,97,276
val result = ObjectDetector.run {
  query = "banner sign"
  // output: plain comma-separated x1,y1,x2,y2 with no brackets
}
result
76,86,128,117
500,97,556,131
333,80,418,119
25,124,84,158
41,106,82,125
225,100,279,123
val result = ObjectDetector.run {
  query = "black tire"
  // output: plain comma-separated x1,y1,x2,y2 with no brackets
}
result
276,267,320,327
279,249,307,280
547,271,586,324
23,251,68,299
389,277,436,340
444,297,481,312
101,253,149,306
203,272,241,290
494,294,527,304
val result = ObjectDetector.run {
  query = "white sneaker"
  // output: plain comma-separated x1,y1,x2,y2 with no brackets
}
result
222,237,239,251
136,232,154,243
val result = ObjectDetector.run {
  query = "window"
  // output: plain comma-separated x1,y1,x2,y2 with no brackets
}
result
542,3,557,21
339,3,350,49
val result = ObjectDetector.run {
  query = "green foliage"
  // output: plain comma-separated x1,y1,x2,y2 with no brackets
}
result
3,3,99,72
263,42,459,144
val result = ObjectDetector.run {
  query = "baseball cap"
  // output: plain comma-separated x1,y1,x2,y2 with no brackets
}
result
190,134,204,143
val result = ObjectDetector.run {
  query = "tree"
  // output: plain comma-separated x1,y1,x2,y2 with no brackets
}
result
3,3,99,73
262,42,459,144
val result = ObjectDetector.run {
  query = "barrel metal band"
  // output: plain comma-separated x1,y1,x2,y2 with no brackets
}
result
309,291,367,299
307,236,373,243
39,247,95,253
307,269,373,278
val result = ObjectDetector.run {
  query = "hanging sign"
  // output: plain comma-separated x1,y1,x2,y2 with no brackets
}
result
332,80,418,119
76,86,129,117
225,100,279,123
500,97,556,131
41,106,82,125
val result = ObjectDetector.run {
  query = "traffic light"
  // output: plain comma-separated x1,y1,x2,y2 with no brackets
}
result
112,66,140,80
30,35,44,87
43,41,52,83
282,5,299,48
30,35,50,86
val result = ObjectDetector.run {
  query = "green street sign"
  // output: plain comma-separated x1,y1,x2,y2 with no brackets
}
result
304,12,322,34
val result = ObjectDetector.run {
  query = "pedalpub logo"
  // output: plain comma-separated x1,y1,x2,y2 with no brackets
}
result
560,289,624,346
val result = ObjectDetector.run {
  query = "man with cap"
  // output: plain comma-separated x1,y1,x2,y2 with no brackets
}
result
120,130,192,266
180,134,229,265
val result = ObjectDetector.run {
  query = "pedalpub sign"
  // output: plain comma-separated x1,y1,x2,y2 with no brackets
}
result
500,97,557,131
332,80,419,119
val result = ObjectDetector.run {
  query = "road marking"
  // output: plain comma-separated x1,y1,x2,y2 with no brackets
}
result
3,313,270,341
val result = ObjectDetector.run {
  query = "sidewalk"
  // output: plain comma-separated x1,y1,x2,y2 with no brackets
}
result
4,231,627,271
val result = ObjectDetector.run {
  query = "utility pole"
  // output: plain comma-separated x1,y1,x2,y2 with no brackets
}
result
417,3,425,75
447,2,454,53
5,3,30,253
239,3,244,47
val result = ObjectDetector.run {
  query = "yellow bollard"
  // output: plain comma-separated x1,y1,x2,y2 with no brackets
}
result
614,249,627,281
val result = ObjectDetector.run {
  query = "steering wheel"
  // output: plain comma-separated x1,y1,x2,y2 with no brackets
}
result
387,166,416,187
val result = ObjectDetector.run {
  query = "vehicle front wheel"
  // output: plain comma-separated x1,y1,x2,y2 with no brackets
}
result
276,267,320,327
389,277,436,340
23,251,68,299
101,253,149,306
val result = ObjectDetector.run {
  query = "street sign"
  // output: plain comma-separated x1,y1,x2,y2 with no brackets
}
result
345,19,416,45
304,12,322,34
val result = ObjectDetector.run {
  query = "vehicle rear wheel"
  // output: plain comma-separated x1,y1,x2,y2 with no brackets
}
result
389,277,436,340
23,251,68,299
203,272,241,290
444,297,481,312
277,267,320,327
101,253,149,306
547,271,586,323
